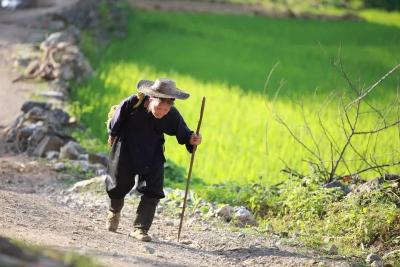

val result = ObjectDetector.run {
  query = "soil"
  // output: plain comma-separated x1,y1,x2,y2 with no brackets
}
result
0,1,355,266
0,155,354,267
130,0,267,16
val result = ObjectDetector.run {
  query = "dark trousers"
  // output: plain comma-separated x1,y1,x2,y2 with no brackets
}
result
106,138,164,230
106,165,165,200
106,137,165,200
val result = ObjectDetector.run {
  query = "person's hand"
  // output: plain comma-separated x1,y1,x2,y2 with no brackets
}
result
190,133,202,146
108,135,116,147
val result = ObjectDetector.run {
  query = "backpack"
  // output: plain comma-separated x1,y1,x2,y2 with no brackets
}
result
106,92,145,131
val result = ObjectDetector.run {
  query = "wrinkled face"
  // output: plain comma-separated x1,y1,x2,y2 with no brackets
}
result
148,98,172,119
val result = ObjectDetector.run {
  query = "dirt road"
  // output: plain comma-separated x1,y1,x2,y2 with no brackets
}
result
0,0,78,127
0,155,353,267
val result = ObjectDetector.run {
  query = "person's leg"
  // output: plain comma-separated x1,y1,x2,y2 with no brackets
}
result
130,166,164,241
130,195,159,241
106,141,136,231
106,198,124,231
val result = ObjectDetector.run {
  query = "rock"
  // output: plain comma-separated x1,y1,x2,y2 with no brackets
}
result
323,237,331,244
88,153,108,167
353,178,383,194
66,25,80,40
68,175,105,192
28,32,46,44
215,205,233,221
384,174,400,181
324,180,350,194
233,206,257,226
38,91,65,101
61,53,76,63
26,126,47,154
366,253,382,264
156,206,164,214
40,32,77,50
71,160,90,173
370,260,384,267
165,221,174,226
93,165,107,176
144,246,155,254
51,79,70,94
26,106,46,122
48,20,66,31
21,101,51,113
16,124,36,140
53,162,66,171
63,44,80,55
32,135,64,157
237,232,245,238
328,244,338,255
78,58,93,78
45,151,60,160
59,141,84,160
50,108,70,125
60,65,75,80
78,154,88,161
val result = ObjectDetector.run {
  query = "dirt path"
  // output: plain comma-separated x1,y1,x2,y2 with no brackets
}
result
0,155,354,267
130,0,265,16
0,0,78,127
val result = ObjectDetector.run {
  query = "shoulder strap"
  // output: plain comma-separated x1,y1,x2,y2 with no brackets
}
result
133,92,145,109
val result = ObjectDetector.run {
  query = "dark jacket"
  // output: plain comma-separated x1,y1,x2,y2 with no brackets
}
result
108,94,193,174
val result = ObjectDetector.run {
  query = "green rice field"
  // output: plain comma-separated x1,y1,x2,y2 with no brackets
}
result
72,9,400,186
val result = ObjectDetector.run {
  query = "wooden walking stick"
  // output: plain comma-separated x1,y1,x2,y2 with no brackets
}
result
177,96,206,241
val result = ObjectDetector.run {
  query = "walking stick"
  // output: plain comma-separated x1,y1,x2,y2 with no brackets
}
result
177,96,206,241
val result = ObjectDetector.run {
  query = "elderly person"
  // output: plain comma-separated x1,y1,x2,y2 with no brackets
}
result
106,78,202,242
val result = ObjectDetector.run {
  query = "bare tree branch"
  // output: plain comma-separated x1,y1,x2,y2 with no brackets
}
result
356,160,400,177
271,50,399,182
346,64,400,109
299,103,328,175
353,120,400,135
330,96,360,182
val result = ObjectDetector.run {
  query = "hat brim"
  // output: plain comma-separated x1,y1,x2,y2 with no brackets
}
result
137,80,190,100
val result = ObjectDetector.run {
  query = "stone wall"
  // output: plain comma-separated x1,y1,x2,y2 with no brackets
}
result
2,0,128,171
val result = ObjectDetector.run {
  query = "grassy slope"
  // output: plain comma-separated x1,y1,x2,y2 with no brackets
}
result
73,9,400,186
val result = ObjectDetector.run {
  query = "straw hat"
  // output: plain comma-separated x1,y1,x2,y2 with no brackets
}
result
137,78,190,100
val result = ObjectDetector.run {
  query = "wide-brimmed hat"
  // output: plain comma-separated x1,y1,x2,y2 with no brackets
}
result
137,78,190,100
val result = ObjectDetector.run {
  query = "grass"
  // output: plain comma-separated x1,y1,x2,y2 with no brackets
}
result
8,238,100,267
360,9,400,27
72,9,400,186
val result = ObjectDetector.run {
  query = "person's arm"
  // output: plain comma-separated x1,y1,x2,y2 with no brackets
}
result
164,108,202,153
108,94,140,145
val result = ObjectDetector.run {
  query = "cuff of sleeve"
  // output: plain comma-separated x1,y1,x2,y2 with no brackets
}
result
109,131,118,137
185,143,194,153
185,131,194,153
